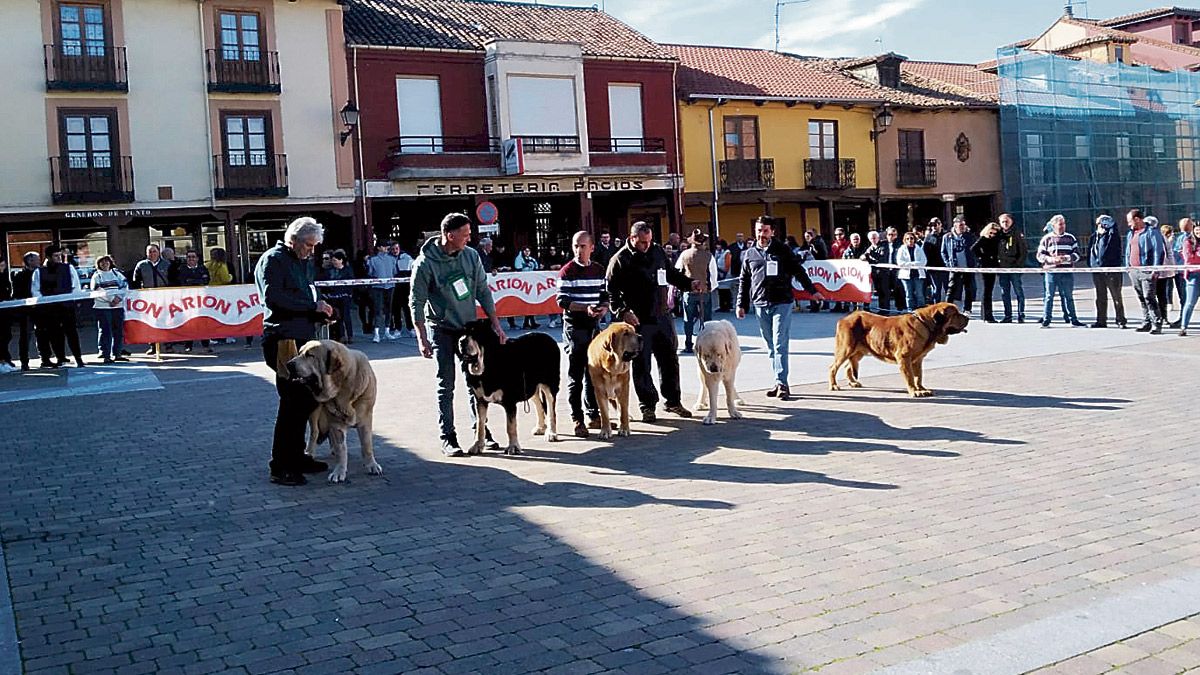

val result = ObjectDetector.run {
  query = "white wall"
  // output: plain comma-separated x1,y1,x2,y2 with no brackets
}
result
0,0,53,209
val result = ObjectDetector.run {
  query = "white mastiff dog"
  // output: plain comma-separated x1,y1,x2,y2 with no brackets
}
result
692,320,745,425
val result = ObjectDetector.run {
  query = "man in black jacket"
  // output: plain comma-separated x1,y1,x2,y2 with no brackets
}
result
606,221,701,422
736,216,823,401
1088,214,1126,328
254,217,333,486
923,217,947,303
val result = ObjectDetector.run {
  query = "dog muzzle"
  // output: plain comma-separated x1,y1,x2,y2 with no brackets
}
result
621,351,639,362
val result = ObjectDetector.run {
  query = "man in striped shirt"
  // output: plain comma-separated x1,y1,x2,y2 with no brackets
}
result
1036,214,1085,328
558,231,609,438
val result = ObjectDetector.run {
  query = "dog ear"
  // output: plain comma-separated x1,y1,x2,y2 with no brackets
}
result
325,344,345,377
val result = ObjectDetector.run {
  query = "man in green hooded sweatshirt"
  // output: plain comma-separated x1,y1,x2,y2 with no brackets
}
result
411,212,508,456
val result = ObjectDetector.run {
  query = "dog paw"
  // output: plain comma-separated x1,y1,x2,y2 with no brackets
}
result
734,398,746,405
466,441,485,456
365,461,383,476
695,399,709,410
829,384,841,391
617,427,630,437
598,429,613,440
702,415,716,426
919,389,935,397
729,409,744,420
533,426,546,436
503,444,522,456
327,466,348,483
546,432,559,443
848,382,863,389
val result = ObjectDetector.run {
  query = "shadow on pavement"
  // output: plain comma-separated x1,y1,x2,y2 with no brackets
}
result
0,376,785,674
797,388,1131,411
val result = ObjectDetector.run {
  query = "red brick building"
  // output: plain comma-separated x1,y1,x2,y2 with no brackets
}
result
343,0,682,257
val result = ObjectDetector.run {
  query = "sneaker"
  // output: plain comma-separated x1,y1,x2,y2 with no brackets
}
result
372,329,381,344
21,363,31,372
1151,324,1163,335
1136,323,1153,333
269,471,307,486
573,422,589,438
441,436,464,457
641,410,657,423
1090,322,1107,328
1040,320,1050,328
1180,329,1188,337
388,330,401,340
102,357,113,364
777,385,791,402
145,346,156,355
113,356,130,362
1000,317,1012,324
120,350,132,357
183,344,193,353
297,457,328,474
663,403,692,418
1070,321,1087,327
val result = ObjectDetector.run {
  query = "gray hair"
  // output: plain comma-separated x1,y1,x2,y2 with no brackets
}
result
885,226,898,235
867,230,881,243
630,221,653,238
284,217,324,246
478,237,492,247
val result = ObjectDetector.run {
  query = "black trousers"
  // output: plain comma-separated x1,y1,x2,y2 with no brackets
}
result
947,272,976,312
51,305,83,362
1092,272,1126,326
0,312,11,364
391,284,413,331
1130,271,1165,326
632,317,682,412
34,307,64,363
13,309,41,366
980,273,997,321
262,335,318,475
563,324,599,423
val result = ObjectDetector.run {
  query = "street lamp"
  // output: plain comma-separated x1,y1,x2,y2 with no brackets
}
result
339,101,360,146
870,105,894,141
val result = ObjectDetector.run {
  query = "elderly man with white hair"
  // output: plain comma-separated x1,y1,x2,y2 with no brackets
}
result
254,216,334,486
1035,214,1085,328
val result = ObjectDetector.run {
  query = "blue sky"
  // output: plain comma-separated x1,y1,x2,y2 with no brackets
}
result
535,0,1166,63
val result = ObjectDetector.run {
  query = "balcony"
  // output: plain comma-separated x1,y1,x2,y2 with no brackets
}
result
50,156,134,204
804,158,856,190
719,158,775,192
205,50,281,94
588,137,666,153
515,136,580,153
213,153,288,199
896,159,937,188
44,45,128,92
589,137,668,169
391,135,499,154
387,136,500,175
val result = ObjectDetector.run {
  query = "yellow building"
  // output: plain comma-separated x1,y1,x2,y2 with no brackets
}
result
666,45,885,244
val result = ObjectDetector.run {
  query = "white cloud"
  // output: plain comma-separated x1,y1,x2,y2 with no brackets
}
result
764,0,926,56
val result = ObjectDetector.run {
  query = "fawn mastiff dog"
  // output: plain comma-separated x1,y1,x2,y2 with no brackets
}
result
829,302,969,397
586,322,643,439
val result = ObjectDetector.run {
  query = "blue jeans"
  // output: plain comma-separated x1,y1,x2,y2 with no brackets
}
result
682,291,713,349
95,308,124,359
1041,272,1078,324
754,303,793,388
901,277,925,311
1182,274,1200,329
998,273,1026,320
431,325,478,440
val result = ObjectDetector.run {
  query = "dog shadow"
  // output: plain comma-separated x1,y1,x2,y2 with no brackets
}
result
799,388,1130,411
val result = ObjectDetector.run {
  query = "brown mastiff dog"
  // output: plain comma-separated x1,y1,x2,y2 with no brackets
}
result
286,339,381,483
829,302,969,397
586,322,643,440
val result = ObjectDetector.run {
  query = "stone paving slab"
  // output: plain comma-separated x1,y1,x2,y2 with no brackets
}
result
1,287,1198,674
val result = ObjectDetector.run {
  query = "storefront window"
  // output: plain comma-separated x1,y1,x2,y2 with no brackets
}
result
148,225,198,258
6,230,54,269
60,228,109,282
200,222,229,262
241,219,287,280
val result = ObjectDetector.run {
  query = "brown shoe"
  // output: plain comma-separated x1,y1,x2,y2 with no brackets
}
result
573,422,589,438
663,403,692,418
588,417,602,430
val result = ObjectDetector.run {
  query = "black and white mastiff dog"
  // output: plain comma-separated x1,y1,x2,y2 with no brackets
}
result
456,320,561,455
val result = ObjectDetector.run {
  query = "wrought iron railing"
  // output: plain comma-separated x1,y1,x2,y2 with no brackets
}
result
804,158,856,189
205,49,281,93
388,135,500,154
213,153,288,199
514,136,581,153
44,44,128,91
896,159,937,188
719,158,775,191
588,137,666,153
49,155,134,204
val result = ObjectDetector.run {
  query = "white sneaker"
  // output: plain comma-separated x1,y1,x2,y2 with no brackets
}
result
387,330,401,340
372,328,381,344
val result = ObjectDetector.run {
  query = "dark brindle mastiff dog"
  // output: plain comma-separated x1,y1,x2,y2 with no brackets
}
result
456,320,560,455
829,302,969,397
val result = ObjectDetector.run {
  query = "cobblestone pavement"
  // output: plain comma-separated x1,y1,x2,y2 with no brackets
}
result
1,299,1199,674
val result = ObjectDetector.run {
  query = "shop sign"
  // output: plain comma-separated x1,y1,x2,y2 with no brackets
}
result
479,223,499,235
65,209,153,219
501,138,525,175
374,175,676,198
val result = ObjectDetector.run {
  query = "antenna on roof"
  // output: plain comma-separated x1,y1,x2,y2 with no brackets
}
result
775,0,810,52
1064,0,1088,19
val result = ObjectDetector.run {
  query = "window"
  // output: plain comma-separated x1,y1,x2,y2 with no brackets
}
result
508,76,578,138
1114,46,1125,62
607,84,644,152
1116,134,1132,181
808,120,838,159
1025,133,1044,183
898,129,924,161
61,111,115,169
723,117,758,160
395,77,443,153
1074,135,1089,158
218,11,261,62
1116,135,1131,159
58,3,107,57
1154,136,1165,155
223,113,270,167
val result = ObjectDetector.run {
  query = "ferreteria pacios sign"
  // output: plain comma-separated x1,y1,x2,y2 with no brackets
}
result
369,175,678,198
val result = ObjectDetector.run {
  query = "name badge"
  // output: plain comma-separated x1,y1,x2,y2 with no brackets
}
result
656,269,668,286
451,276,470,301
765,260,779,276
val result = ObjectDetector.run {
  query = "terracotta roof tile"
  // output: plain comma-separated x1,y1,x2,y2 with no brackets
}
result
1098,6,1200,27
664,44,883,102
901,61,1000,99
1061,16,1200,60
809,55,997,106
1051,33,1137,52
343,0,673,60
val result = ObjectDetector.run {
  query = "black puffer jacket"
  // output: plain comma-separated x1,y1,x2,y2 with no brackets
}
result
606,242,692,322
254,241,321,340
971,234,1002,268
